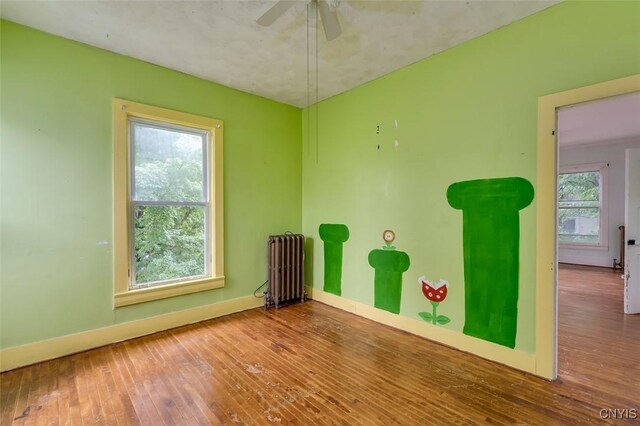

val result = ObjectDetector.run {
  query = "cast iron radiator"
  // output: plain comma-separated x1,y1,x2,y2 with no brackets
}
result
613,225,625,272
266,233,306,309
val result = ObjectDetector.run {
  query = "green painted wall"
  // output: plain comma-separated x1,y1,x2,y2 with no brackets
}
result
0,21,302,349
302,1,640,352
2,1,639,356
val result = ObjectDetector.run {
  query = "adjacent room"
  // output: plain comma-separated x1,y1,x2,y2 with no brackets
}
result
1,1,639,424
555,91,640,413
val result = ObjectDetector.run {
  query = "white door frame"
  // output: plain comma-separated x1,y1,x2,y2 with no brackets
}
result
625,148,640,313
535,75,640,380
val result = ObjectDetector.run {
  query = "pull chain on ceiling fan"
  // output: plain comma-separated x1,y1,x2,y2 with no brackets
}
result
257,0,342,41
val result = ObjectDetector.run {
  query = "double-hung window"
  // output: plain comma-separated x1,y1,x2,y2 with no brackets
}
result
558,162,608,249
113,99,224,307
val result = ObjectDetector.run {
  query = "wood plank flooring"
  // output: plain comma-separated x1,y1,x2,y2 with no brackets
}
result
557,264,639,416
1,264,638,425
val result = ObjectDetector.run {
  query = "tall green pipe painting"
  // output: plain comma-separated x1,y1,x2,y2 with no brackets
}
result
368,230,410,314
319,224,349,296
447,177,534,348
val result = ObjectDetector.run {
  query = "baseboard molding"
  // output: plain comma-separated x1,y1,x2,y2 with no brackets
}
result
0,295,263,372
2,290,537,375
307,287,537,376
558,254,612,268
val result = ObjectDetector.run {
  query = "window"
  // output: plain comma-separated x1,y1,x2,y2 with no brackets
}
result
113,99,224,307
558,163,608,248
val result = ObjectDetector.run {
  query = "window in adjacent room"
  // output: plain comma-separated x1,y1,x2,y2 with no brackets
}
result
558,162,608,248
113,99,224,307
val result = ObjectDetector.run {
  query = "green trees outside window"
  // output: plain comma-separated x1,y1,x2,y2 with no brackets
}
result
558,170,602,245
131,121,210,287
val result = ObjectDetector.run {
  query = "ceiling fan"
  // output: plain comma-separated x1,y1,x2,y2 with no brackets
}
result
257,0,342,41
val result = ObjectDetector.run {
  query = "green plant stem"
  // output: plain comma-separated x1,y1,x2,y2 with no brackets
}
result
431,301,438,325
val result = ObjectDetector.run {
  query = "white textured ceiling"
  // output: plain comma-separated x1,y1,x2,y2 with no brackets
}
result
558,91,640,147
1,0,558,107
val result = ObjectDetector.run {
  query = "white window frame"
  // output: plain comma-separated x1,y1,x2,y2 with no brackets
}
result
558,162,608,250
113,99,224,307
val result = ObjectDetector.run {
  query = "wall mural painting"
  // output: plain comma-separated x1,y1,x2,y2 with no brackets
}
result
418,277,451,326
447,177,534,348
319,224,350,296
368,230,411,314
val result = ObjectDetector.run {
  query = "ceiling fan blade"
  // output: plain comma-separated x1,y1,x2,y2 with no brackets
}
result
256,1,297,26
318,0,342,41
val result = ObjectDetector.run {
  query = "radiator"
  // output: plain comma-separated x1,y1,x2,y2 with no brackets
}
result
613,225,625,272
266,234,306,309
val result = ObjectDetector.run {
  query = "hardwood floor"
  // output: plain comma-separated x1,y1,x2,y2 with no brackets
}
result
1,265,638,425
557,264,639,416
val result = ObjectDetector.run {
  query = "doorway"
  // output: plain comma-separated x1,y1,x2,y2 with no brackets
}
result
555,92,640,389
535,74,640,380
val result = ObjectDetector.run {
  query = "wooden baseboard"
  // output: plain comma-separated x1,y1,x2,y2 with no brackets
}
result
2,289,538,376
558,262,620,271
0,295,263,372
557,255,612,268
306,286,538,376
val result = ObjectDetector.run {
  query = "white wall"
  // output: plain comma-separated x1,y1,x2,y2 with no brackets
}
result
559,139,640,267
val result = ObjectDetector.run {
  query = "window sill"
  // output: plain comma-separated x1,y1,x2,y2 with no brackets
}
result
559,243,609,251
114,276,225,308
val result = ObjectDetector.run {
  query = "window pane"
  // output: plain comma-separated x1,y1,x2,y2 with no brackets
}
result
558,171,599,202
558,170,602,245
133,122,205,202
134,205,206,286
558,207,600,244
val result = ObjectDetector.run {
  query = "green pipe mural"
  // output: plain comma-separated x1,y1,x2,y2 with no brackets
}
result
447,177,534,348
368,230,410,314
319,224,350,296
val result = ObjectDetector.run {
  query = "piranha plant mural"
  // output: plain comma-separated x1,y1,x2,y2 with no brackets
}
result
447,177,534,349
368,230,410,314
418,277,451,325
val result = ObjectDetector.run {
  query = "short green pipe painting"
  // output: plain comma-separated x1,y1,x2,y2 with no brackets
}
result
319,224,350,296
368,230,411,314
447,177,534,348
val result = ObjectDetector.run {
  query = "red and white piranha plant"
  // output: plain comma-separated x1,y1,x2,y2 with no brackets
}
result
418,277,451,325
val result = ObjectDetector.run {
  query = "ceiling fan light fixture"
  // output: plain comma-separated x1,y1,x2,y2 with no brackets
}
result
257,0,343,41
318,0,342,41
256,0,297,27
